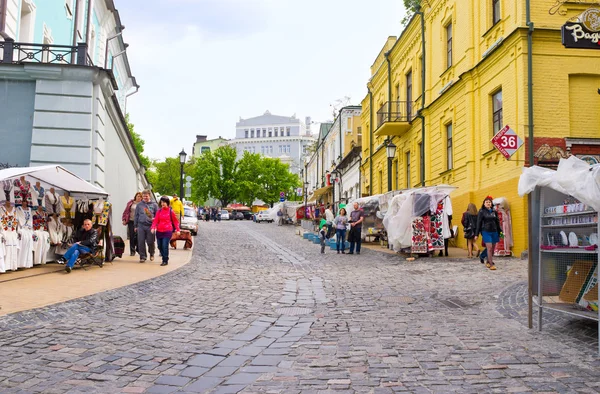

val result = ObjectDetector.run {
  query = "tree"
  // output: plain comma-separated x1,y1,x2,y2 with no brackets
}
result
152,157,195,196
401,0,424,25
192,145,239,207
236,152,264,206
125,114,151,170
258,158,300,206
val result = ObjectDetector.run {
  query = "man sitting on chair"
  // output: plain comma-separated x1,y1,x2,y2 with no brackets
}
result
59,219,98,273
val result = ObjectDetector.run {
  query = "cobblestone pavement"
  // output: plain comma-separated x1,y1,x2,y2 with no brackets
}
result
0,221,598,394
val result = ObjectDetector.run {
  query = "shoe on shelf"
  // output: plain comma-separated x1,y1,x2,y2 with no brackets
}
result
65,266,71,273
489,264,497,270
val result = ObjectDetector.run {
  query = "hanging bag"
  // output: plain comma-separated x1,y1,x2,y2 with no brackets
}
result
169,208,176,232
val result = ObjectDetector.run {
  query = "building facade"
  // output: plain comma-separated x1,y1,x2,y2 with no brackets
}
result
230,111,315,174
0,0,147,238
192,135,229,157
360,0,600,256
305,107,362,208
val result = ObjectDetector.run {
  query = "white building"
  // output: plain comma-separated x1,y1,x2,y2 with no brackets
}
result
0,0,147,238
229,111,315,174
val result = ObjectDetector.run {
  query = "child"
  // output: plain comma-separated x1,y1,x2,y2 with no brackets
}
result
319,218,332,254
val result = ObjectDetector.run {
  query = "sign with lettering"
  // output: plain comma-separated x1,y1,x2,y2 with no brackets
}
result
491,125,524,160
562,8,600,49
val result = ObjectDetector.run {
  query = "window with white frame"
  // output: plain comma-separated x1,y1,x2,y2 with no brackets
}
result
446,123,453,170
274,129,278,137
245,130,249,138
492,89,503,136
262,129,266,137
18,0,37,43
269,146,273,154
286,127,291,136
446,22,453,69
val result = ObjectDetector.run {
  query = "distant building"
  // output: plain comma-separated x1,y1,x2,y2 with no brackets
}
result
229,111,315,174
192,135,229,157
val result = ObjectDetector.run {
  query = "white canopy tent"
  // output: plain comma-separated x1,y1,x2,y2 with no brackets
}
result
0,165,108,197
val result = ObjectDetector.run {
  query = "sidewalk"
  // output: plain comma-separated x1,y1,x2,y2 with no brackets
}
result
362,242,471,258
0,240,193,316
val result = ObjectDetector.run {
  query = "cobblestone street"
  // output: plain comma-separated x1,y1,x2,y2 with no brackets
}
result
0,221,598,394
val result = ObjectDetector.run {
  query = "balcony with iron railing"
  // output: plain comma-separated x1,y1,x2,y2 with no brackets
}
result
0,39,93,66
374,100,417,137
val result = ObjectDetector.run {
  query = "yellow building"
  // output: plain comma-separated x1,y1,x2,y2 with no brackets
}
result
360,0,600,256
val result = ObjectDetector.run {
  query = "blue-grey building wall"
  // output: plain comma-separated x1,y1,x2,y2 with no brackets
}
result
0,80,36,166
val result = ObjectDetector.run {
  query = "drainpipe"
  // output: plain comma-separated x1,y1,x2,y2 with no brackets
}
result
71,0,81,62
385,51,392,124
526,0,535,330
415,9,426,186
85,0,93,49
368,87,374,194
0,0,10,39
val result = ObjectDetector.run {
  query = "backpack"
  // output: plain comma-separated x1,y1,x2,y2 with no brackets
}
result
169,208,176,232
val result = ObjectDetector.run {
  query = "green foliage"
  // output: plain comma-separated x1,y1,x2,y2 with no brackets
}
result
152,157,195,197
402,0,422,25
125,114,151,170
191,146,300,207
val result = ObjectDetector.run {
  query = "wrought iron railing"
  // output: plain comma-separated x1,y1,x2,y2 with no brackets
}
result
0,39,92,66
376,101,417,128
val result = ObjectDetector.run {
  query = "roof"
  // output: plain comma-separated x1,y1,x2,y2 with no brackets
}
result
236,110,300,127
319,122,334,142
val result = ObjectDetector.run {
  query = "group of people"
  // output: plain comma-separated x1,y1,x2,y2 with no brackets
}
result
318,202,364,255
121,191,181,267
461,196,503,271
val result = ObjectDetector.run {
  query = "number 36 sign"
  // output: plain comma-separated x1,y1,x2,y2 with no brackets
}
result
491,125,524,160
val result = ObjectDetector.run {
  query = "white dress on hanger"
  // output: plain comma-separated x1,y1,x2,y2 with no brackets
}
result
33,212,50,265
48,216,64,245
16,206,34,269
0,207,20,271
0,237,5,273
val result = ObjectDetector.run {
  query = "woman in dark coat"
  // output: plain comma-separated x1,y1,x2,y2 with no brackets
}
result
475,196,501,270
461,203,480,258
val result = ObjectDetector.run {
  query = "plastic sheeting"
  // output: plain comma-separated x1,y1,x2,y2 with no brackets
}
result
518,156,600,212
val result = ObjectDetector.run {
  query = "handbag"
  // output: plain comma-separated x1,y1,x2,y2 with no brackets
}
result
169,208,176,232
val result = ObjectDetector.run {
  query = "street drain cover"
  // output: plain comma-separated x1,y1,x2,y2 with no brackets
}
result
276,307,313,316
380,296,415,304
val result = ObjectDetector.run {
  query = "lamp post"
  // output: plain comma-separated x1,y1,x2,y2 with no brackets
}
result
386,139,397,192
330,171,338,215
303,181,309,219
179,148,187,200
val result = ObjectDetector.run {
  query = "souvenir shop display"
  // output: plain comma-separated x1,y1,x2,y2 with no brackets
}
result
519,155,599,355
492,197,513,257
0,165,111,275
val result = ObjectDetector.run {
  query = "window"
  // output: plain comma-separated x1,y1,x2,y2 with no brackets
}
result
492,90,503,135
286,127,291,136
446,23,453,68
262,129,266,137
18,0,36,43
65,0,74,18
268,130,272,137
406,151,411,188
394,159,399,190
279,145,283,154
492,0,501,25
446,123,453,170
245,130,249,138
275,128,279,137
286,145,290,153
201,147,210,154
269,146,273,154
251,130,255,138
406,71,413,119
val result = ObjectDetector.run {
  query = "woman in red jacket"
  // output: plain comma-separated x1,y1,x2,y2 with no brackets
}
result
151,196,180,266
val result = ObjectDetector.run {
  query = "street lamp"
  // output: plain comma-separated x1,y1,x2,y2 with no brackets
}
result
179,148,187,200
330,171,338,214
303,181,309,219
386,139,397,192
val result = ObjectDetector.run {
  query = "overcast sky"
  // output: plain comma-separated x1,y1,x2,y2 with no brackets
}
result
118,0,408,160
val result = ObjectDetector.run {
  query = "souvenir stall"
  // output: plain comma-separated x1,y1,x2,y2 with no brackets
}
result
518,156,599,355
493,197,514,257
0,165,115,274
346,194,384,243
379,185,456,254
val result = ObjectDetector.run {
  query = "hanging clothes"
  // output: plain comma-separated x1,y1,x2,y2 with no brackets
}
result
411,216,429,253
45,190,61,215
429,199,445,251
47,216,64,245
60,196,75,220
32,210,50,265
2,180,12,202
494,200,513,257
74,198,93,230
13,178,32,207
32,185,45,208
15,206,34,269
97,201,111,227
91,199,105,226
0,206,19,271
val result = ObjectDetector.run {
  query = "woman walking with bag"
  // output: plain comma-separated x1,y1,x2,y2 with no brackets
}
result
333,208,349,254
475,196,502,270
151,196,180,266
461,203,480,258
122,192,142,256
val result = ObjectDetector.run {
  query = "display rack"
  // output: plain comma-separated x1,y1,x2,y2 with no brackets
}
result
532,187,599,355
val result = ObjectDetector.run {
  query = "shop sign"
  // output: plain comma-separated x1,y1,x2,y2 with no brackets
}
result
491,125,524,160
562,8,600,49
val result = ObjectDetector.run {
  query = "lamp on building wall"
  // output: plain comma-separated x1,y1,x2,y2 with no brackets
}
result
386,139,396,192
179,148,187,200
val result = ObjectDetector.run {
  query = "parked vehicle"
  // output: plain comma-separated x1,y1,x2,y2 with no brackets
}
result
233,212,244,220
220,210,230,220
255,211,273,223
242,211,254,220
180,207,199,236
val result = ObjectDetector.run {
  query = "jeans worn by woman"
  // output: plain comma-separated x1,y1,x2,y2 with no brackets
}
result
336,229,346,252
156,232,172,264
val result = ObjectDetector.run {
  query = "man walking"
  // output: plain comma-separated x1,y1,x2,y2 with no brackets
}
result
348,202,364,255
60,219,98,273
171,194,184,223
134,190,158,263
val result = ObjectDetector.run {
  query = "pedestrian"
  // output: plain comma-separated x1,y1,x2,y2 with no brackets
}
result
334,208,349,254
324,204,334,223
170,194,184,223
277,208,284,226
122,192,142,256
151,196,180,266
475,196,502,270
59,219,98,273
134,190,158,263
348,202,364,254
461,203,480,258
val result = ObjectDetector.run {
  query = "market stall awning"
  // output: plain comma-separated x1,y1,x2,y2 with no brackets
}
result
0,165,108,196
308,185,332,202
227,203,251,211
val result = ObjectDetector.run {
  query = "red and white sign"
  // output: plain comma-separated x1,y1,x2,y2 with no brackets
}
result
491,125,524,160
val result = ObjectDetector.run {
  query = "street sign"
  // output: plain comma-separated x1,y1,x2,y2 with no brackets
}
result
279,197,285,202
185,181,192,188
279,191,285,198
491,125,524,160
185,175,192,181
